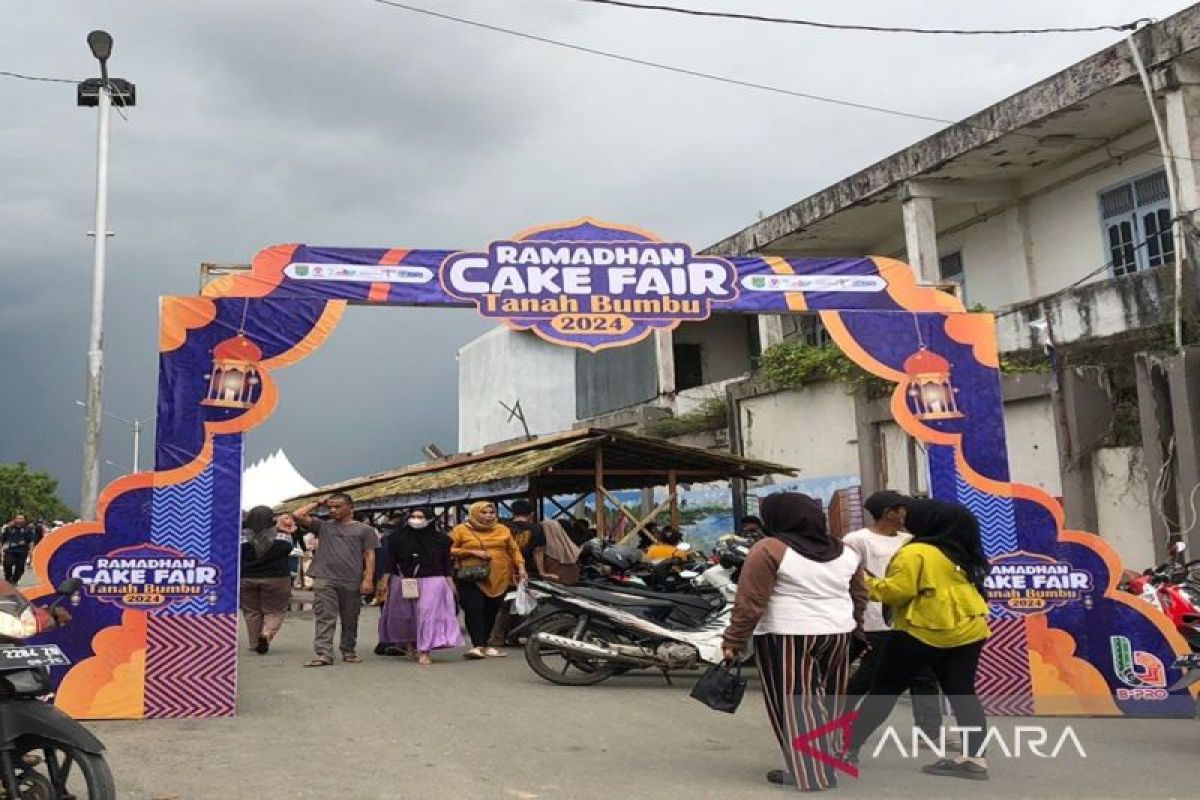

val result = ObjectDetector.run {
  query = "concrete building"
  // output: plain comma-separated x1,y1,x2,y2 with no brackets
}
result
458,10,1200,568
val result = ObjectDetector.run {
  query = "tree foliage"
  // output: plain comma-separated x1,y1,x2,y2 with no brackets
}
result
0,463,76,524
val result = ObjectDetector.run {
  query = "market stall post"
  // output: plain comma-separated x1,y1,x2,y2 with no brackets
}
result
668,470,680,530
594,447,607,539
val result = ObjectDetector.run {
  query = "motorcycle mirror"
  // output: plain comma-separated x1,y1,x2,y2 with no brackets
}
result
56,577,83,596
1172,541,1188,555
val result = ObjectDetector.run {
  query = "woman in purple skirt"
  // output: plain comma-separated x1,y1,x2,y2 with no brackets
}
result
376,508,463,664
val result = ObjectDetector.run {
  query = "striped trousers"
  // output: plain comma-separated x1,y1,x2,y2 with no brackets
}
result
756,632,852,792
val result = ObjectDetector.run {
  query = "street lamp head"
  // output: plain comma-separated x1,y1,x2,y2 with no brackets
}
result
87,30,113,63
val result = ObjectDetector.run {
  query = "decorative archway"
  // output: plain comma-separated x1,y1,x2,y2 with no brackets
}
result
29,218,1191,718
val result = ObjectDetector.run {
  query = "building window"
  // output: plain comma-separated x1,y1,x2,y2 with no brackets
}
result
1099,170,1173,277
673,343,704,391
939,251,965,302
779,315,830,348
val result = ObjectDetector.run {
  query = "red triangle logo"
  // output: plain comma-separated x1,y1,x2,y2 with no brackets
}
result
792,710,859,778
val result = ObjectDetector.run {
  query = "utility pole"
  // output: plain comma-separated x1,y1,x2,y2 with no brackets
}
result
76,31,136,517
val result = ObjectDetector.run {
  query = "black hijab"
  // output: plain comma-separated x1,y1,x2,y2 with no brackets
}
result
903,498,990,595
386,509,449,574
759,492,843,563
242,506,277,560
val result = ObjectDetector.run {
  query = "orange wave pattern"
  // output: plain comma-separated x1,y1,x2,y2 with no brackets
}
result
201,244,298,299
56,611,148,720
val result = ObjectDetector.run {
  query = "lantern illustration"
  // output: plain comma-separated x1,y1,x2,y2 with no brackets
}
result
904,347,963,421
202,334,263,409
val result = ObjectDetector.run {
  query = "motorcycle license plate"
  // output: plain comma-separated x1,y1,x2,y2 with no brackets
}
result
0,645,70,668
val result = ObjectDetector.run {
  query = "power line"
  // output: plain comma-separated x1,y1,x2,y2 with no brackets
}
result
569,0,1148,36
370,1,1047,128
0,70,77,84
373,1,1199,166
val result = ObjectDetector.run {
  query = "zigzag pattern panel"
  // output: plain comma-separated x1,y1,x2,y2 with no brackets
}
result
955,475,1019,557
151,465,214,615
145,614,237,718
978,618,1034,716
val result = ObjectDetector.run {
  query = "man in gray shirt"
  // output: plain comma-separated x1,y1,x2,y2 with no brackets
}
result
294,493,377,666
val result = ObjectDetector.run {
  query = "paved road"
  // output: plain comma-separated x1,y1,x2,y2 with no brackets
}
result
84,604,1199,799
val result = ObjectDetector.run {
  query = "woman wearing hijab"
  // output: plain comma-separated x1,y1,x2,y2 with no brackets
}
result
376,508,463,665
240,506,296,654
449,501,526,660
847,498,992,781
532,518,582,585
722,493,867,791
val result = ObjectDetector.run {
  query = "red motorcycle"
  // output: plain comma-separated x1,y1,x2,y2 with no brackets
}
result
1120,542,1200,651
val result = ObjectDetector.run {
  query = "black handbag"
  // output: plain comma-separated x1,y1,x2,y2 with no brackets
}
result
455,531,491,583
690,659,747,714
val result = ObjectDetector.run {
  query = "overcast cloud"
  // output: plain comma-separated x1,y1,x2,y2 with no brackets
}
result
0,0,1182,509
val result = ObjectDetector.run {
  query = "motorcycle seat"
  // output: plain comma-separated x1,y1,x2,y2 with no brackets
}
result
590,584,722,612
568,585,678,609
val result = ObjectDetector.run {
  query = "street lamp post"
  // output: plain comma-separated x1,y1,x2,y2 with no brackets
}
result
74,401,145,474
76,31,135,518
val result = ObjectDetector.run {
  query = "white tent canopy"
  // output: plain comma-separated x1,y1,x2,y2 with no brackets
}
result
241,449,317,511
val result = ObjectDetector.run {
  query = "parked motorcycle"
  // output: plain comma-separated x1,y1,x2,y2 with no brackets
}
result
0,577,113,799
1119,541,1200,651
518,571,737,687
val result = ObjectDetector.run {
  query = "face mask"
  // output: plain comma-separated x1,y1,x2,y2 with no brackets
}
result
408,519,429,529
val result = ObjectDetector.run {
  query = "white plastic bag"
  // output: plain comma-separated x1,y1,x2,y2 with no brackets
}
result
513,580,537,615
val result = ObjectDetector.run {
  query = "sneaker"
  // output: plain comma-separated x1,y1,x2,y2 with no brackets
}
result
766,769,797,786
921,758,989,781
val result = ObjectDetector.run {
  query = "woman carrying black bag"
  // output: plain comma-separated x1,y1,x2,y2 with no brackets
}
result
721,493,867,792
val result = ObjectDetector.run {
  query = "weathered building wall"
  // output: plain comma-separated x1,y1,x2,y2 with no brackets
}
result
673,317,754,386
996,265,1174,353
879,420,929,496
1093,446,1155,569
457,328,577,452
1002,398,1062,498
738,382,860,483
936,208,1029,309
574,337,657,420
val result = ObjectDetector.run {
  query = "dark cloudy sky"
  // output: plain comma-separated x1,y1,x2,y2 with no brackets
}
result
0,0,1180,510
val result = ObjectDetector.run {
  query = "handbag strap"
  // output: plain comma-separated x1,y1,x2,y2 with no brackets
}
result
456,529,487,565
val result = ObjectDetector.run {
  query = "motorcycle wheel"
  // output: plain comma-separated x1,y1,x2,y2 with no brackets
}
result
524,615,625,686
10,736,114,800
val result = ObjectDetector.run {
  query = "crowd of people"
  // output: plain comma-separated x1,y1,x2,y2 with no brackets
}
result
237,494,596,668
237,488,992,791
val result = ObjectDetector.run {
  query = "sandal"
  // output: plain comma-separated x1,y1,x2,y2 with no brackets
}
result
342,653,363,663
921,758,989,781
417,654,433,666
463,648,487,660
303,658,333,668
483,648,507,658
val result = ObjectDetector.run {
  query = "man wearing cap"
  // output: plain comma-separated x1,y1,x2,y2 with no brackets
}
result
844,490,949,748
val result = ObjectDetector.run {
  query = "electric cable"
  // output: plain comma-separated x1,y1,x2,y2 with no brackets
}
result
568,0,1148,36
370,2,1200,169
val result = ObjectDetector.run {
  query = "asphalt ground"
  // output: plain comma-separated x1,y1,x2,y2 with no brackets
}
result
80,602,1200,800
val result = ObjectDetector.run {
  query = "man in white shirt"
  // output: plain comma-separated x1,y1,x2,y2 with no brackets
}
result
843,490,946,746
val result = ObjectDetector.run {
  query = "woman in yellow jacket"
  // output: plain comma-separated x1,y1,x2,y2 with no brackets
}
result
847,498,992,781
449,501,526,660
